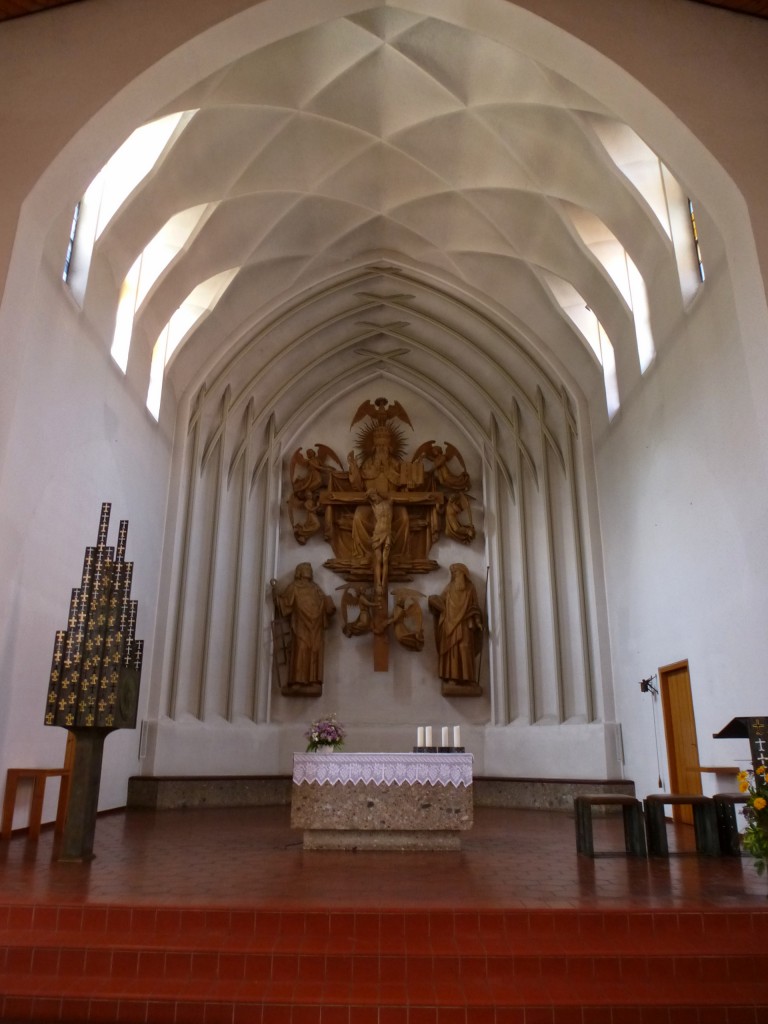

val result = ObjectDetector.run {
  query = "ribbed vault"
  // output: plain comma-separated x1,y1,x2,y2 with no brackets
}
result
80,4,701,435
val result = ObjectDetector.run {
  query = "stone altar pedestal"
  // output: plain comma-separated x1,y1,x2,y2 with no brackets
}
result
291,752,473,850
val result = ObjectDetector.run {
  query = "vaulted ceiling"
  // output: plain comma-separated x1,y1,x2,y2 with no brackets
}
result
76,8,645,422
5,0,739,432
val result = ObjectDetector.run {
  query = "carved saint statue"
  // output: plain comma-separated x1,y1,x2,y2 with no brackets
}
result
428,563,484,695
271,563,335,695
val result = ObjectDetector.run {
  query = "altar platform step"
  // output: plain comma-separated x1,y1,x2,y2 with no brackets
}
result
0,904,766,1022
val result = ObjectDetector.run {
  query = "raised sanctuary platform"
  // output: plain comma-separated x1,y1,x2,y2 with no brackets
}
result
291,751,473,850
127,772,635,810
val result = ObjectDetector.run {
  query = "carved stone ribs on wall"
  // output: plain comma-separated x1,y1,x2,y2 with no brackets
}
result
287,398,479,675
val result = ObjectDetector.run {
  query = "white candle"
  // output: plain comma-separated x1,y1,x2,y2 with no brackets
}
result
417,726,425,748
441,726,449,747
425,726,433,747
453,725,461,747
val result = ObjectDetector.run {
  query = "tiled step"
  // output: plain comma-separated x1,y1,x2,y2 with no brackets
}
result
0,905,766,1022
1,958,767,997
1,945,765,985
1,904,765,952
2,994,767,1024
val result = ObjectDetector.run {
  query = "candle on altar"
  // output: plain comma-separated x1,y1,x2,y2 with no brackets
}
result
425,726,433,747
417,726,425,748
453,725,461,747
441,726,449,747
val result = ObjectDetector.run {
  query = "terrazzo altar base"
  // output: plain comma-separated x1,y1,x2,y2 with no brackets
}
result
291,780,473,850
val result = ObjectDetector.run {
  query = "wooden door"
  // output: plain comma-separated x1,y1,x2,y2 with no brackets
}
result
660,660,701,826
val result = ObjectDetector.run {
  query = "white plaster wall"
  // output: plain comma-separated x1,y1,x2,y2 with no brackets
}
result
597,229,768,802
0,258,173,825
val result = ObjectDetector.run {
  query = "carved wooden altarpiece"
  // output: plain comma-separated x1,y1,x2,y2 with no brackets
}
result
287,398,477,672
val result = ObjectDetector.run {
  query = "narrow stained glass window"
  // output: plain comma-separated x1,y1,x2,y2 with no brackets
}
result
688,199,705,283
62,202,80,282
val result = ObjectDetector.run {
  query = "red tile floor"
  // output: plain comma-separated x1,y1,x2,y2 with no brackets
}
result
0,804,765,909
0,805,766,1023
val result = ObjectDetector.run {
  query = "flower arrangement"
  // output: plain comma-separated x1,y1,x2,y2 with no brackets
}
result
305,713,346,753
738,764,768,873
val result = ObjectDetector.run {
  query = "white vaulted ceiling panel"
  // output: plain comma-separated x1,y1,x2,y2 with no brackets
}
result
179,18,385,111
80,5,705,427
388,112,536,192
304,50,462,141
231,116,379,196
315,141,451,213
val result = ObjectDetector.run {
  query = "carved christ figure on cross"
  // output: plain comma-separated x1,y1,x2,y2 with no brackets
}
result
367,490,392,596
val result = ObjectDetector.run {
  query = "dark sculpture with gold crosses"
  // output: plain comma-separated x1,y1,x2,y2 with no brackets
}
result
44,502,143,859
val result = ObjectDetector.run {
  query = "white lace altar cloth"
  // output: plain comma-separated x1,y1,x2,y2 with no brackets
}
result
293,752,473,788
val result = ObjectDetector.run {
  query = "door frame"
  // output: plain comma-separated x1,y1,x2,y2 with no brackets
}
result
659,658,701,825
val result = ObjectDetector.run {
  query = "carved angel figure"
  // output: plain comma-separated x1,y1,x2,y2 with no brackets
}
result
288,445,345,546
375,588,424,651
338,582,380,637
287,491,321,545
445,492,476,544
411,441,470,492
290,445,344,496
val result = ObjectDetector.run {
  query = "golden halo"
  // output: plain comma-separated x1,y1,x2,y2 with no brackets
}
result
354,421,407,460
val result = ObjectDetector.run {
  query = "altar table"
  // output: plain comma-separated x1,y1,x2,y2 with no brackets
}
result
291,752,473,850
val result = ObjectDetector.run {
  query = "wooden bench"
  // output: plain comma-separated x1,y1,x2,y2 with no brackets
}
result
712,792,748,856
643,793,720,857
574,794,647,857
1,768,71,841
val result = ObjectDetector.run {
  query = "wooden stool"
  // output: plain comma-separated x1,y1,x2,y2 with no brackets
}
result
1,768,71,841
574,794,647,857
644,793,719,857
713,792,748,856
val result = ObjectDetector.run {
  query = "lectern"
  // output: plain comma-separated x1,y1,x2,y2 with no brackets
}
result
713,717,768,771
